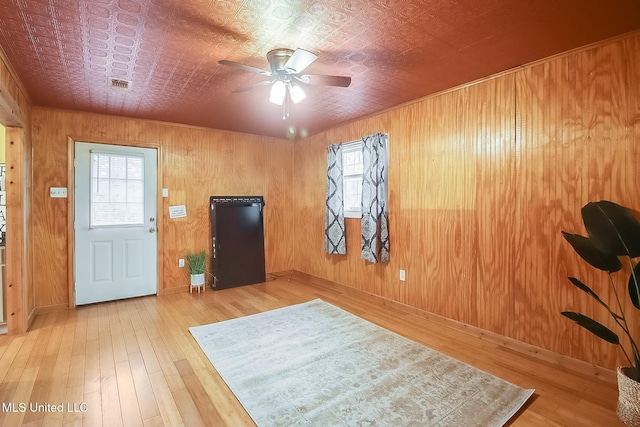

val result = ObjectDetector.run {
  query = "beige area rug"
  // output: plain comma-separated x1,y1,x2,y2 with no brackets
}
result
189,299,534,426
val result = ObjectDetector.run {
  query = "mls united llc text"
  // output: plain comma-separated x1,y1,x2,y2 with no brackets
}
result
2,402,88,413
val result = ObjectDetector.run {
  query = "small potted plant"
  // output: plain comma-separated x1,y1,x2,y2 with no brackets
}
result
561,200,640,426
186,251,207,289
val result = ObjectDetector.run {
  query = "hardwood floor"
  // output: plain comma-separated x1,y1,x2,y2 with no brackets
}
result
0,273,625,426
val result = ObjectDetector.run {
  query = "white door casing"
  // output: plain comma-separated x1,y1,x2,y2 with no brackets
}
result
74,142,158,305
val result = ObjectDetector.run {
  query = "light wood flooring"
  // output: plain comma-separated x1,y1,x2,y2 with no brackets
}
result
0,273,625,426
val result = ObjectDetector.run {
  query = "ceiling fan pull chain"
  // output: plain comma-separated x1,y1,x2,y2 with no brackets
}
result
282,89,290,120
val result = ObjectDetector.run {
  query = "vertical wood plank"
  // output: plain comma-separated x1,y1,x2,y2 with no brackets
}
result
5,126,28,334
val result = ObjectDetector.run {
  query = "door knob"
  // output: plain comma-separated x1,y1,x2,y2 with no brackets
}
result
149,227,156,233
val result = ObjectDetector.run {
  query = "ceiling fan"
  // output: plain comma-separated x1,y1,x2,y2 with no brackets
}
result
218,48,351,119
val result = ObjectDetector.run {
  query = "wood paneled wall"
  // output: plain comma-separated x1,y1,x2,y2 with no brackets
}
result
0,48,33,334
0,49,30,127
293,32,640,371
30,109,294,309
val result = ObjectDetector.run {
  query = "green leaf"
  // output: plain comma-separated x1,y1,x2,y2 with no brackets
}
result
630,262,640,310
582,201,640,258
561,312,620,344
567,277,608,306
567,277,624,319
186,251,207,274
562,231,622,272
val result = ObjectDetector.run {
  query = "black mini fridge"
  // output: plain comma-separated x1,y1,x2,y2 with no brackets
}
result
209,196,266,290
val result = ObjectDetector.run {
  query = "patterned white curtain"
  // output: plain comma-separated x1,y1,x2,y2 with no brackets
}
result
324,143,346,255
361,133,389,263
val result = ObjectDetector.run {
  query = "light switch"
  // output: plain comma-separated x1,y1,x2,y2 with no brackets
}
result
50,187,67,198
162,188,169,198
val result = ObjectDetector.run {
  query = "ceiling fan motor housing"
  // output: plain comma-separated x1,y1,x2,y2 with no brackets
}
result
266,48,296,75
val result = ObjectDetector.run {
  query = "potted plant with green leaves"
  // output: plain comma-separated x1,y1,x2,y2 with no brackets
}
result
561,200,640,426
187,251,207,289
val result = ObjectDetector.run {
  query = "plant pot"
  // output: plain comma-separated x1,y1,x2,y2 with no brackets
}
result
190,273,205,286
617,367,640,426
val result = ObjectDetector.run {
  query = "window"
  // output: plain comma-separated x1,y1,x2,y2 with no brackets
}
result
342,141,363,218
90,152,145,227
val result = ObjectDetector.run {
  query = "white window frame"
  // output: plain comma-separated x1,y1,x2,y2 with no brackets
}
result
342,140,363,219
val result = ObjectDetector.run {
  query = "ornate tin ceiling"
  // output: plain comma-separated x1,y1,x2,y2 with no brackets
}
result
0,0,639,138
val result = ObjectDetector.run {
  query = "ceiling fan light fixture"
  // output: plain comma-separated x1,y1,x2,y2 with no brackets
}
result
269,80,286,105
289,84,306,104
220,47,350,119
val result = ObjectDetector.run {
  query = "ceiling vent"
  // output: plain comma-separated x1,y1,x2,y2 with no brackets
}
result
110,78,132,90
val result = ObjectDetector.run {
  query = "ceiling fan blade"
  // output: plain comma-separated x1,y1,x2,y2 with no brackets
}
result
300,74,352,87
284,48,318,73
218,60,271,75
232,80,273,93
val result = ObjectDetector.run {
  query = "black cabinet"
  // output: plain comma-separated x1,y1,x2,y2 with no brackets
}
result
209,196,266,290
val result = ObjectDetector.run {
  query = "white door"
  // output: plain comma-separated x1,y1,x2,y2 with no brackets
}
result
74,142,158,305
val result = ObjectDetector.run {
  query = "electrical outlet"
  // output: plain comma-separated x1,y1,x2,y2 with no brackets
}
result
399,269,406,281
178,258,185,268
50,187,68,198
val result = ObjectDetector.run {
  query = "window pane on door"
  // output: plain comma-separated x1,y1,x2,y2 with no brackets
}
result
91,153,145,227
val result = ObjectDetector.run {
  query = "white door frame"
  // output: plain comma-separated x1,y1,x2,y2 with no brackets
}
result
67,137,163,308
